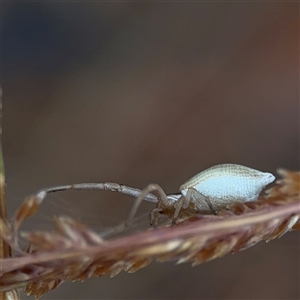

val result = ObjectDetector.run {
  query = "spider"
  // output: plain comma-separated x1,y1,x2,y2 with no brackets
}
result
28,164,275,226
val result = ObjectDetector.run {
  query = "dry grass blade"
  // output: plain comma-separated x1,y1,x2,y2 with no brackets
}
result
13,195,45,233
0,87,20,300
0,169,299,299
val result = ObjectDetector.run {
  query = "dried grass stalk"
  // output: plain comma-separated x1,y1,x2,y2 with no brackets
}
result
0,88,20,299
0,169,299,299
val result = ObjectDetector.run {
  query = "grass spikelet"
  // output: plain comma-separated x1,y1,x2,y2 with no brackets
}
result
0,169,299,298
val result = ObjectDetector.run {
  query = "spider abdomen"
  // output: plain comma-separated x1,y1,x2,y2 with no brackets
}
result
180,164,275,203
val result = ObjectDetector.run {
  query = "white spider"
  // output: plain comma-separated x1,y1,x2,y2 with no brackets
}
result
32,164,275,226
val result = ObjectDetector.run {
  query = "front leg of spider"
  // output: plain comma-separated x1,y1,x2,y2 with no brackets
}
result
126,183,170,228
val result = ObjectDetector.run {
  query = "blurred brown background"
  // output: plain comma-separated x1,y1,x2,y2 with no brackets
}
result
2,2,299,300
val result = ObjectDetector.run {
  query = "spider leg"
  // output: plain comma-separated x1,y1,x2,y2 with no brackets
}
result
126,183,170,227
172,195,185,224
189,188,217,215
183,188,193,209
31,182,158,210
150,207,163,227
39,182,158,202
14,183,158,230
205,198,217,215
172,189,192,224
